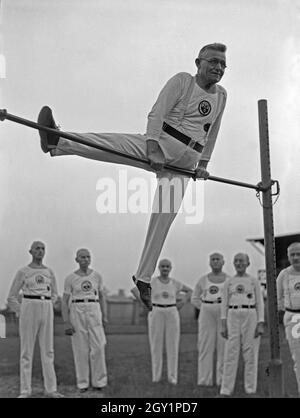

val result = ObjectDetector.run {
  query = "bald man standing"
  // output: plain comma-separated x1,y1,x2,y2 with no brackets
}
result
132,259,192,385
62,249,108,393
7,241,63,398
220,253,264,396
191,253,230,387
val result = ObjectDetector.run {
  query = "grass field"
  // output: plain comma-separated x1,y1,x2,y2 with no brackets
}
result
0,320,298,398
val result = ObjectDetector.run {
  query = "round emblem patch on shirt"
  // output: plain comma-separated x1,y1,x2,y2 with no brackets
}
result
236,284,245,294
294,282,300,291
198,100,211,116
161,291,169,299
81,280,92,292
35,275,45,284
208,285,219,295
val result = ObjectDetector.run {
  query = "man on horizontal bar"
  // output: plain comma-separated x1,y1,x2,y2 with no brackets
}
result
37,43,228,311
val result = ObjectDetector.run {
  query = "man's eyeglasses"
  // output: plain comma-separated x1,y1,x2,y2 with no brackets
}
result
201,58,227,69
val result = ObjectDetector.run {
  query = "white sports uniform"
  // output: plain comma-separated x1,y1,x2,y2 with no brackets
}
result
192,274,230,386
64,270,107,389
277,266,300,394
220,275,264,395
7,266,59,396
52,73,227,284
148,276,184,384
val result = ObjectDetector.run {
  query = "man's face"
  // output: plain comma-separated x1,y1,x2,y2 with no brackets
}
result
233,254,249,275
209,254,224,271
159,261,172,277
288,245,300,269
196,49,226,84
76,250,91,268
30,242,45,260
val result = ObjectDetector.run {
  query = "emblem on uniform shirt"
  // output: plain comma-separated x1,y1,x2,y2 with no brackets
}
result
236,284,245,294
198,100,211,116
162,291,169,299
208,285,219,295
35,275,45,284
81,280,92,292
294,282,300,291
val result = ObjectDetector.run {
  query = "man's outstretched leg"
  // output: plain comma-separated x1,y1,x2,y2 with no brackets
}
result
37,107,189,311
133,173,189,310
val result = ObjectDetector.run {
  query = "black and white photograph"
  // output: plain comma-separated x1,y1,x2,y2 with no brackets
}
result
0,0,300,404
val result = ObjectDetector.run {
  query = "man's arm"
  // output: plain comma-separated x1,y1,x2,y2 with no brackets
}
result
220,279,230,339
62,276,75,335
99,291,108,325
191,278,204,310
61,293,71,323
146,140,166,172
146,73,185,171
276,270,286,312
194,160,210,180
7,270,24,316
97,273,108,324
199,89,227,164
50,269,58,304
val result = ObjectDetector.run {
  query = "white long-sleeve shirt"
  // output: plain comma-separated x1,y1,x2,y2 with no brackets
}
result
146,72,227,162
277,266,300,311
7,266,58,314
221,274,264,322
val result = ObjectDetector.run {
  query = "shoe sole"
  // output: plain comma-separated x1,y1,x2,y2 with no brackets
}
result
37,106,59,153
132,276,152,311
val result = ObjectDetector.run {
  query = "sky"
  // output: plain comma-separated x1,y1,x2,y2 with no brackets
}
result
0,0,300,307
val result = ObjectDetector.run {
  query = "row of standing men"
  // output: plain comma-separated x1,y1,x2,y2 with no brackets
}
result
132,252,264,396
7,241,300,397
141,243,300,397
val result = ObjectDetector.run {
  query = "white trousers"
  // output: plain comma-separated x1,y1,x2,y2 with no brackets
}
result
70,302,107,389
197,304,225,386
284,311,300,394
53,132,199,283
148,307,180,384
19,299,57,395
220,309,260,395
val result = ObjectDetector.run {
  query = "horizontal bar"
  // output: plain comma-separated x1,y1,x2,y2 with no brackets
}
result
0,109,263,191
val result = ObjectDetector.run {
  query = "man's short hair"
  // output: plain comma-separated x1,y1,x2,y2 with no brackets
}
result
287,242,300,253
209,252,224,260
76,248,90,258
234,253,250,264
198,43,227,58
159,258,172,268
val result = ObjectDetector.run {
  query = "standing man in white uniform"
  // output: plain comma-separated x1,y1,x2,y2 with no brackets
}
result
277,242,300,396
37,43,227,311
132,259,192,384
7,241,64,398
220,253,264,396
61,248,108,393
191,253,230,387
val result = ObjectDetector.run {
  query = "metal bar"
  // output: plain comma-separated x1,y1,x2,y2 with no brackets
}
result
0,108,263,191
258,99,284,397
